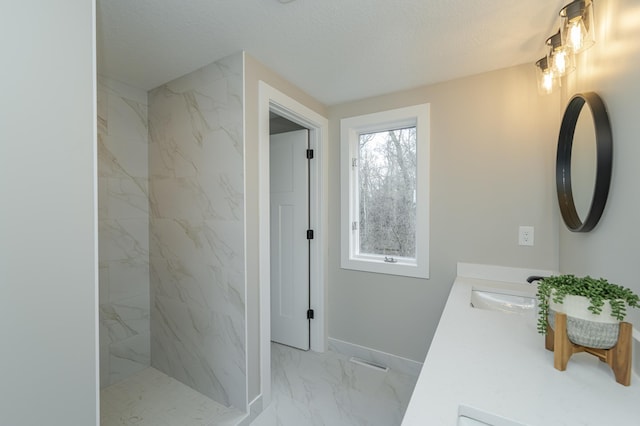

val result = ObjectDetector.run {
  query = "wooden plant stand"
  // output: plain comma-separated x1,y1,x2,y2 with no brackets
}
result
545,312,632,386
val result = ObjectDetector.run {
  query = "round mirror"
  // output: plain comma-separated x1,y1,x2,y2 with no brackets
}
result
571,105,598,219
556,92,612,232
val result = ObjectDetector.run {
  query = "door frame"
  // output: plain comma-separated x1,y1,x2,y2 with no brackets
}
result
258,81,328,405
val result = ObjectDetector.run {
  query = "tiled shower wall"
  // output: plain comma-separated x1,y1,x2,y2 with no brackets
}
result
97,77,151,387
148,53,246,410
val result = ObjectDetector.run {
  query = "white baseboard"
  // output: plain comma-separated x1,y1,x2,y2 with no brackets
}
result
328,338,423,377
236,394,262,426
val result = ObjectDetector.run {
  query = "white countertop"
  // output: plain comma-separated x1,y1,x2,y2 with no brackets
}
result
402,264,640,425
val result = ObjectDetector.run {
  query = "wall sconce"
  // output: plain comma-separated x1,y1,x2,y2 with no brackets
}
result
535,56,557,95
546,30,575,77
560,0,595,54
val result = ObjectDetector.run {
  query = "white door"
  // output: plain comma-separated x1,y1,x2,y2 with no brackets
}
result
270,129,310,350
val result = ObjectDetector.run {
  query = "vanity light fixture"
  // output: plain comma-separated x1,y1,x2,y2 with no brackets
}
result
560,0,596,54
534,1,596,95
535,56,556,95
546,30,575,77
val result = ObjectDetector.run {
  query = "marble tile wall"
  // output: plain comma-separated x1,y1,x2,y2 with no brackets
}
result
98,76,151,388
148,53,246,411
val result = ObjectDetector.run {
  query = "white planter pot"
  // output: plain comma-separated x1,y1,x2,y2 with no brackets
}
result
548,293,623,349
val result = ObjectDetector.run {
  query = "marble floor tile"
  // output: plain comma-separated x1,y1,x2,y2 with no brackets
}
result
251,343,419,426
100,367,244,426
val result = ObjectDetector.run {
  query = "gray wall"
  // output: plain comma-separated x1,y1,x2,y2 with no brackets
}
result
0,1,98,424
328,64,561,361
98,76,150,387
148,53,246,409
559,0,640,328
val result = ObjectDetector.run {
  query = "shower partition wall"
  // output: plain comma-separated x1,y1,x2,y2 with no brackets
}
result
148,52,247,410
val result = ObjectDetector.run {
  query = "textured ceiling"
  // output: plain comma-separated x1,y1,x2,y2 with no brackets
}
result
97,0,566,105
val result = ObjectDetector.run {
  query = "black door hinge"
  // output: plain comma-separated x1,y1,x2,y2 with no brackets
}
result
307,309,314,319
306,229,314,240
306,149,314,159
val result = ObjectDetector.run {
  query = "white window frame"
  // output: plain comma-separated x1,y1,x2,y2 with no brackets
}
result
340,104,430,279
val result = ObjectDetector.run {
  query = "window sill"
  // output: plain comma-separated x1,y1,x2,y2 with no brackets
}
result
341,257,429,279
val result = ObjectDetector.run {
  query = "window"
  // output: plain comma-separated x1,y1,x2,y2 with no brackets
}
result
341,104,429,278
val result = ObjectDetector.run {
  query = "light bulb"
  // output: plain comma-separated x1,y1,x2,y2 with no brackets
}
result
569,21,584,51
560,0,595,54
546,30,575,77
535,56,556,95
554,51,567,74
542,72,554,94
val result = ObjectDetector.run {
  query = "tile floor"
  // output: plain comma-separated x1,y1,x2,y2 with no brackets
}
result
100,344,419,426
251,343,419,426
100,367,244,426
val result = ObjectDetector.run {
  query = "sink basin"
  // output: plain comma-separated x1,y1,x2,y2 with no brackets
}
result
458,405,527,426
470,290,535,315
459,416,492,425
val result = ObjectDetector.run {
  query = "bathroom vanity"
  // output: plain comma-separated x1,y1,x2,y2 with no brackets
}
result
402,263,640,425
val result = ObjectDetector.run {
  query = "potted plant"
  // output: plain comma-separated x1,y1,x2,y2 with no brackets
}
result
537,275,639,349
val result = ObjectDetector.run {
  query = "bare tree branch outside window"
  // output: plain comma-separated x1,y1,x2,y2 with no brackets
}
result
358,127,417,259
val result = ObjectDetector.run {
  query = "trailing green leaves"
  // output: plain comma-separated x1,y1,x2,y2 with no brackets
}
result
536,275,640,334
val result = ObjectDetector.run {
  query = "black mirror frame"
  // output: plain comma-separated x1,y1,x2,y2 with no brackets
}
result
556,92,613,232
